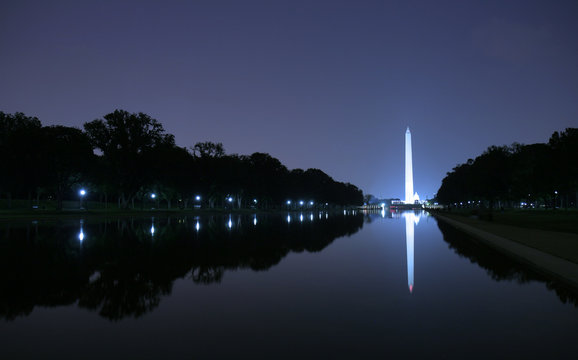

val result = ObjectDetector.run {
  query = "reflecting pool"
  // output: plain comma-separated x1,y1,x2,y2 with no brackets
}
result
0,211,577,359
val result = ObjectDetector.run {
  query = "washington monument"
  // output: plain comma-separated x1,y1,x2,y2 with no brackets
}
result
405,127,414,204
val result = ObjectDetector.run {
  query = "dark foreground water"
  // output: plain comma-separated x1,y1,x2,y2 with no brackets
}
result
1,211,577,359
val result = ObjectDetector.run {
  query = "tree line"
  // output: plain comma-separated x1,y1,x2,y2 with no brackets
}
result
436,128,578,209
0,110,363,210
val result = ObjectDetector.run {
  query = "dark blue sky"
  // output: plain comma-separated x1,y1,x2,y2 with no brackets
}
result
1,0,577,199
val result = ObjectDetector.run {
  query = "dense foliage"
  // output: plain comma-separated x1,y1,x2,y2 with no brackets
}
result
0,110,363,209
436,128,578,208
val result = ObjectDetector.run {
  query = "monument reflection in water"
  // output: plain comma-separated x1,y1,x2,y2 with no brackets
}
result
403,211,421,294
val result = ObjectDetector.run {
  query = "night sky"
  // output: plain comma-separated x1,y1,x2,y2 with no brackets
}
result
1,0,577,200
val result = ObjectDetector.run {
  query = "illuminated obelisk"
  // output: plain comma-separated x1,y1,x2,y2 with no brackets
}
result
404,212,414,294
405,127,414,204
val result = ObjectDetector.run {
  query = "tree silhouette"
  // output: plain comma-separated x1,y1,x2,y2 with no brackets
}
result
39,125,94,210
83,110,175,208
436,128,578,208
0,112,43,208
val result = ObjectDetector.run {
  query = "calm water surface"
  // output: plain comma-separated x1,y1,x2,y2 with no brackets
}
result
1,211,577,359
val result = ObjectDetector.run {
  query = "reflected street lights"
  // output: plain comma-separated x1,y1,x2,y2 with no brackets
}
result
78,219,84,242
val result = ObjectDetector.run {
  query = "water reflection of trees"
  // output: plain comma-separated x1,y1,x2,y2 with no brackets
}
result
437,220,578,307
0,214,363,321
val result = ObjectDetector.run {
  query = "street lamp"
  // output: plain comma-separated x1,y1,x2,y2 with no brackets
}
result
79,189,86,209
151,193,157,209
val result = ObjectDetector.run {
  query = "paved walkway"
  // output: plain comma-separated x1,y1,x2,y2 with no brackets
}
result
434,214,578,289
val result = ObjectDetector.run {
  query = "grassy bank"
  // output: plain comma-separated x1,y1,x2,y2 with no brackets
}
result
431,210,578,264
434,208,578,234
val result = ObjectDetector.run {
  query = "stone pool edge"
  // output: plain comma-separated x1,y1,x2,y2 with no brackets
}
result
433,214,578,289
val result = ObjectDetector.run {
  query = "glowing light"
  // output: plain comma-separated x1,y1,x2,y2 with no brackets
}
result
78,219,85,241
79,189,86,196
299,214,303,222
253,199,257,204
299,200,304,206
309,201,314,206
151,193,156,199
253,216,257,226
150,225,155,235
227,197,233,203
195,221,200,231
310,214,313,221
195,195,201,201
404,212,415,294
286,200,291,205
287,215,291,223
228,218,232,229
405,127,414,204
381,209,385,218
325,213,328,219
